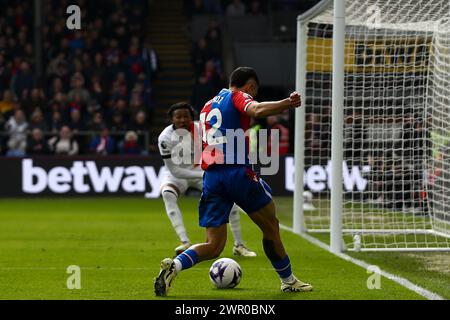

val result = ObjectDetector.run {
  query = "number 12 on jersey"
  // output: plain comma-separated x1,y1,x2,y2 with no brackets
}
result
200,109,227,146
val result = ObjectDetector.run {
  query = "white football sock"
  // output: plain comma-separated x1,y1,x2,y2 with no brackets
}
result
229,205,243,246
281,274,295,284
173,259,182,273
162,189,189,243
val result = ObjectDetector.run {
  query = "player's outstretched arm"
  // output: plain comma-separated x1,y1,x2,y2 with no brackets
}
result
246,92,301,118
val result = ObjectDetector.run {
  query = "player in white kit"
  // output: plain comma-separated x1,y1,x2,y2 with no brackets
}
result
157,102,256,257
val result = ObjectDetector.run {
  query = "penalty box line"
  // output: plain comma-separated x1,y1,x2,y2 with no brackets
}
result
278,223,445,301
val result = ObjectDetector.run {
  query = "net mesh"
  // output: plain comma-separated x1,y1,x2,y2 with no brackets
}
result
301,0,450,250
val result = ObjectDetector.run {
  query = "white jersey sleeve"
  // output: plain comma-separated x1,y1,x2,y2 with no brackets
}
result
158,127,174,160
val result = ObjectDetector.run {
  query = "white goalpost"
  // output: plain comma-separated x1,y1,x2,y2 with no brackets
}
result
294,0,450,251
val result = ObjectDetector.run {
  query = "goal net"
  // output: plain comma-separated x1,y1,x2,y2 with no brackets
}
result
296,0,450,251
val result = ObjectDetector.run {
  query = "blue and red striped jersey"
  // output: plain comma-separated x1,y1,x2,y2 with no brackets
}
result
199,89,255,170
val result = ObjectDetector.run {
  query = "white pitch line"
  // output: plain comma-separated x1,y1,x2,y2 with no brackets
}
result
0,266,276,271
279,223,445,300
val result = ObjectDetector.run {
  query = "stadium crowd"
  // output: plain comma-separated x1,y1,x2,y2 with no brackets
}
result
186,0,291,156
0,0,156,156
0,0,432,213
1,0,302,157
187,0,272,114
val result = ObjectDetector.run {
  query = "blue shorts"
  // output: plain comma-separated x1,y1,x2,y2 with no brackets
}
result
199,165,273,227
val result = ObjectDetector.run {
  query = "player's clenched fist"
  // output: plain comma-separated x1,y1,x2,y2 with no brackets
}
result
287,91,301,108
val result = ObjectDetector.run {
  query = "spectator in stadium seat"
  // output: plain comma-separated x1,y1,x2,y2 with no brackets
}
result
91,53,107,86
0,0,154,156
0,53,12,93
320,105,331,156
23,88,47,117
189,0,207,17
46,53,70,80
69,31,85,53
12,61,34,98
344,111,364,164
48,110,64,135
129,7,145,34
267,115,289,156
204,0,223,14
135,72,154,117
395,117,431,210
248,118,263,156
110,111,128,134
26,128,50,155
249,0,264,15
86,99,103,123
68,72,91,107
126,45,143,84
81,52,93,76
0,111,6,154
129,89,146,119
48,92,67,113
112,96,127,113
67,108,85,133
0,110,5,128
129,110,148,134
226,0,247,16
191,75,215,113
90,76,107,107
272,0,302,10
110,73,129,102
48,126,79,156
28,109,48,132
67,108,87,153
306,113,323,157
0,89,15,116
142,41,159,81
367,150,386,205
191,38,213,76
89,126,115,155
205,20,222,59
202,59,223,92
107,57,128,89
72,56,86,78
4,109,28,157
115,25,129,51
88,112,105,132
66,93,84,120
23,42,34,65
384,157,408,210
129,110,148,151
122,130,142,155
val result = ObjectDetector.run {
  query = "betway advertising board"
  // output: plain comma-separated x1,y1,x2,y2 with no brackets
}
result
0,157,370,197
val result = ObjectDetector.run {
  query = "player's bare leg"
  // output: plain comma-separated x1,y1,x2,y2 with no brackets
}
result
154,225,227,296
189,224,227,261
249,200,313,292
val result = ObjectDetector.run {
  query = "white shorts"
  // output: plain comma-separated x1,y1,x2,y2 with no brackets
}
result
160,166,203,195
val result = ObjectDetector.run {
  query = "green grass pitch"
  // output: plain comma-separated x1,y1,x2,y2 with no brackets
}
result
0,197,440,300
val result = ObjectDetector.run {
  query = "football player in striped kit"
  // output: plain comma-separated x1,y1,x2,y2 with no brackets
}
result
157,102,256,257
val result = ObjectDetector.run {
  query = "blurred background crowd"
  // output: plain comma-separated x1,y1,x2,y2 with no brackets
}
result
0,0,317,157
0,0,156,156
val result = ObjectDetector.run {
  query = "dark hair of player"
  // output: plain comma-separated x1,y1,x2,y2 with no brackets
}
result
167,102,196,119
229,67,260,88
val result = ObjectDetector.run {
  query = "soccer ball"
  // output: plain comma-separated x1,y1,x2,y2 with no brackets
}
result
209,258,242,289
